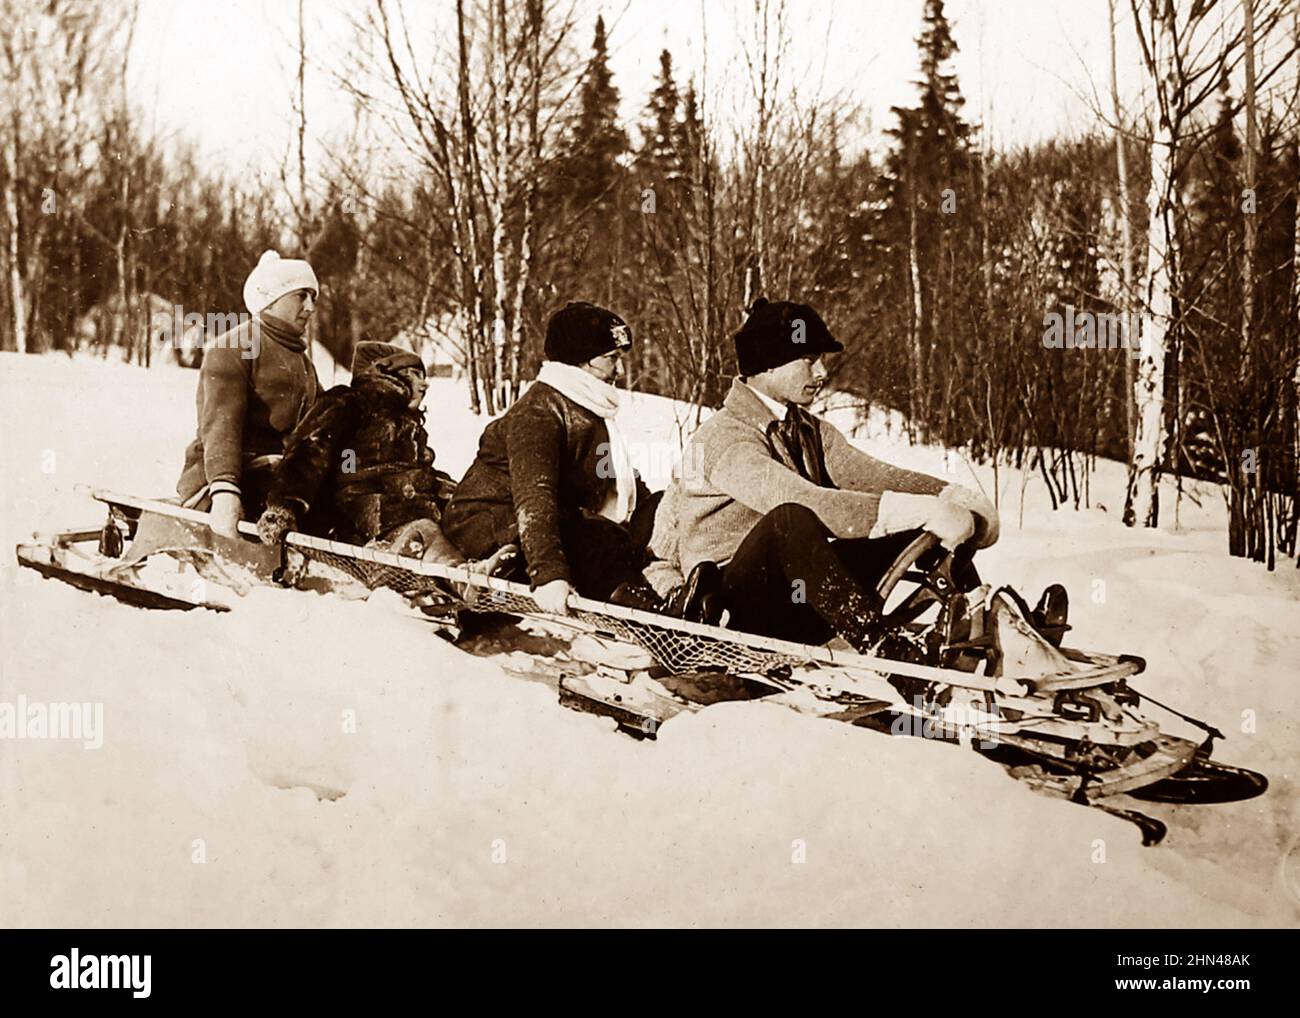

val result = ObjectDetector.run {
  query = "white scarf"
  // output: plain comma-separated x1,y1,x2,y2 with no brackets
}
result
536,360,637,524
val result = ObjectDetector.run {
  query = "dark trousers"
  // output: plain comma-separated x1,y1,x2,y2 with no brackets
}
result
557,512,641,600
719,503,928,650
528,491,664,602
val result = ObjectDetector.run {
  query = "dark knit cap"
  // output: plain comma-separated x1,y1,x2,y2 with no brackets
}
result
544,302,632,365
351,341,425,378
734,298,843,377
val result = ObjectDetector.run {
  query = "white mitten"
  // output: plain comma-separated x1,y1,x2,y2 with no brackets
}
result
872,491,975,550
940,483,999,548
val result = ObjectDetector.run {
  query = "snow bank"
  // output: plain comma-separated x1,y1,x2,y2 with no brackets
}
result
1,352,1296,927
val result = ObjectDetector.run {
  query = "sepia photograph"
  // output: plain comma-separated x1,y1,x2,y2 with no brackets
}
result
1,0,1297,961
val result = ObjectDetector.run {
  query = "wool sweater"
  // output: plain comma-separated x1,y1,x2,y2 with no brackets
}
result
176,314,320,505
650,378,947,576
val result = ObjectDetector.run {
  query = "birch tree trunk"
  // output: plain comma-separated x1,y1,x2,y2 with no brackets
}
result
1109,0,1136,457
907,151,925,440
296,0,309,251
1,11,26,355
507,0,542,400
1237,0,1260,560
1292,9,1300,564
1124,3,1176,528
486,0,510,409
456,0,491,413
2,119,25,354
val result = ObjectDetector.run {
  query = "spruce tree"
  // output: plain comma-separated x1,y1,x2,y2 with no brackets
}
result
555,16,628,210
880,0,975,438
538,15,631,327
639,49,681,186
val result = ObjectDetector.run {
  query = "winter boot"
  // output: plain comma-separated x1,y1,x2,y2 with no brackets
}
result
1031,584,1070,647
665,561,727,626
609,576,667,613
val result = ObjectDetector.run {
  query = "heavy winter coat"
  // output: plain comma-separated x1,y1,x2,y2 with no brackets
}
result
264,376,455,544
442,380,648,588
176,314,320,507
651,378,948,577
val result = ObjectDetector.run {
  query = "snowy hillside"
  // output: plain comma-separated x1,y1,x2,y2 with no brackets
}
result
1,352,1297,927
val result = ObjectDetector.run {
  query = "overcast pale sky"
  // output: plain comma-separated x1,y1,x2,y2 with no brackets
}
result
126,0,1155,177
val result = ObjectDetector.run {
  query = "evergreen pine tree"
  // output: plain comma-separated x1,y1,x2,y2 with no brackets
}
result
639,50,681,187
555,16,628,210
676,83,704,188
880,0,976,438
537,15,631,331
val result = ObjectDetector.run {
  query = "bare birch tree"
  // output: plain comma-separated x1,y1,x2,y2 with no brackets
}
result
1124,0,1179,527
0,0,118,353
354,0,577,413
1108,0,1138,457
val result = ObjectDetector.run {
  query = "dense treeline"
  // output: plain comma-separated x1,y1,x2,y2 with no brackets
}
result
1,0,1296,566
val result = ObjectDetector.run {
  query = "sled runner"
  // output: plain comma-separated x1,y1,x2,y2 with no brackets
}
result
16,487,1268,845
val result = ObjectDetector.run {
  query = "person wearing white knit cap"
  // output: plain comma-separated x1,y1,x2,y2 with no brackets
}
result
176,250,322,538
242,250,319,321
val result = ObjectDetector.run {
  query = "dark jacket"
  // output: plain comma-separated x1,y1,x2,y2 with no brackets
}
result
177,314,320,507
265,376,455,544
442,381,646,588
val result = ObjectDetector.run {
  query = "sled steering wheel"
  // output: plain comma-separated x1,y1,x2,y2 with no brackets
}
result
872,532,975,632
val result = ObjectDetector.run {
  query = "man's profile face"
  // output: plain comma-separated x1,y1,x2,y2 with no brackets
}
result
754,355,827,407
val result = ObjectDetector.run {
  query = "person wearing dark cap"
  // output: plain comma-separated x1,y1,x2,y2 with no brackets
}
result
648,297,999,650
441,301,656,615
254,341,463,562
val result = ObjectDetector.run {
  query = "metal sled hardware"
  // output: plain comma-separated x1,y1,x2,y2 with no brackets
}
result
15,487,1269,845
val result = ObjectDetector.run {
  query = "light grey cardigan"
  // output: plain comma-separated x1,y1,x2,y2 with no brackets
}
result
650,378,947,577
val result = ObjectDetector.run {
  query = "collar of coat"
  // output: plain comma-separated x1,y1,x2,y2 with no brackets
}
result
256,312,308,353
725,377,796,431
725,377,834,487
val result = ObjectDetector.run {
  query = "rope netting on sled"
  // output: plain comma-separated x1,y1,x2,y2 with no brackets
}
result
95,490,993,683
297,540,804,677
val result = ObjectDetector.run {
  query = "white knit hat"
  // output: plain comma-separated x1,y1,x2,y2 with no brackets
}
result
242,250,319,315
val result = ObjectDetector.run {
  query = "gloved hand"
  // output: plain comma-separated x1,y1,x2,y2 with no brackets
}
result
923,499,976,550
209,491,243,539
872,491,975,551
940,484,999,548
256,504,298,545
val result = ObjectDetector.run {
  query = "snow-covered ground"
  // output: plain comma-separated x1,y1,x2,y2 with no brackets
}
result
1,351,1296,927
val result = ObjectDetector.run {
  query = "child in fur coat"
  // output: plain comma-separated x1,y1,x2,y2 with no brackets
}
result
255,342,463,563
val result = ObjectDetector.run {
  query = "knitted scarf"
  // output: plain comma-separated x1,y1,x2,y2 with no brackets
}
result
536,360,637,524
256,312,308,353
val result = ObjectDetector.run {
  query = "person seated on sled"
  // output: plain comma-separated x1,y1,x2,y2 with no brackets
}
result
176,250,322,539
441,302,658,615
648,298,1000,652
253,342,464,563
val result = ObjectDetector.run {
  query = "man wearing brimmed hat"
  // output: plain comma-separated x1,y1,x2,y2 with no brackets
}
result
442,301,656,615
177,250,322,538
254,341,461,562
649,297,999,650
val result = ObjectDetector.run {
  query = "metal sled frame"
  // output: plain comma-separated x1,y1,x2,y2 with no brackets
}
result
68,488,1144,696
24,486,1255,827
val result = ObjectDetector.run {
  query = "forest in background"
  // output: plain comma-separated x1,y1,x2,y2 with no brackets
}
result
1,0,1297,568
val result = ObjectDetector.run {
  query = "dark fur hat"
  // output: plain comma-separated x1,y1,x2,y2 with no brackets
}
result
734,298,842,377
544,302,631,365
